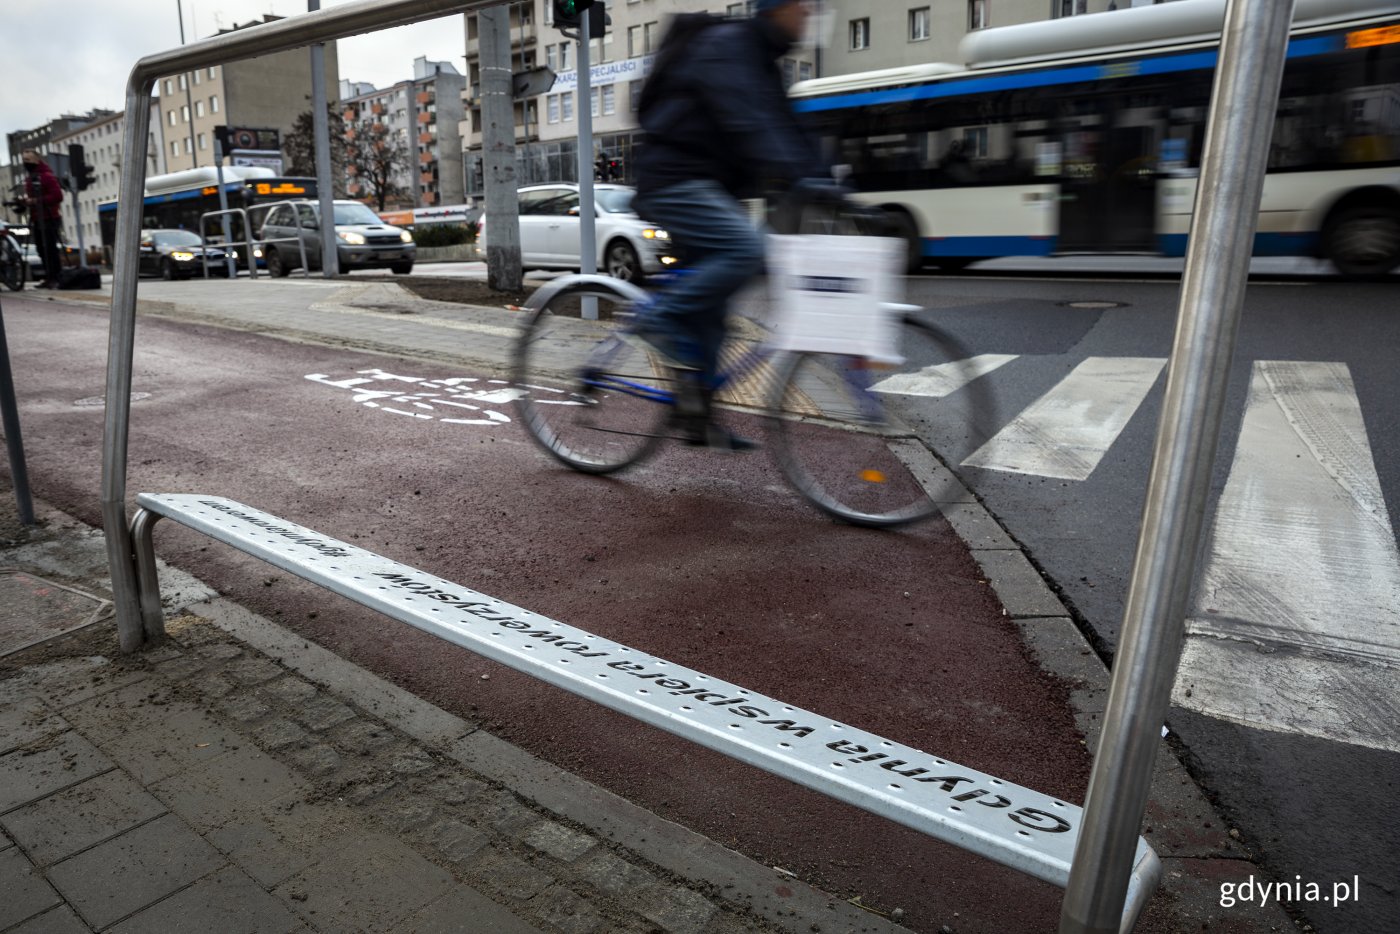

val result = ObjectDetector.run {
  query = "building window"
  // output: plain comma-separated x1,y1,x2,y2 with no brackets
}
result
198,132,207,151
208,66,217,79
644,21,658,52
602,85,616,116
561,91,574,121
171,139,179,156
628,25,642,59
630,80,642,112
910,7,931,41
178,74,187,91
195,100,204,118
547,45,557,70
1055,0,1087,17
969,0,989,29
547,94,560,124
168,111,177,127
559,42,570,70
590,87,600,118
799,61,813,81
210,95,219,113
850,18,870,51
164,79,173,96
193,70,201,86
181,105,189,123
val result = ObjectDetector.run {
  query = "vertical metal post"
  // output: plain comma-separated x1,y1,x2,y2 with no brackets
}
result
104,79,157,654
0,300,35,526
309,0,339,277
212,139,237,278
177,0,199,169
1058,1,1296,931
481,4,522,291
576,11,598,320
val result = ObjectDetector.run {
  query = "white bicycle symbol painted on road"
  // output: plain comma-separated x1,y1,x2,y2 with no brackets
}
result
305,368,523,426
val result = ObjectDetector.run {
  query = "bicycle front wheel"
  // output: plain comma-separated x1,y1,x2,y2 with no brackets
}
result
0,239,25,292
768,315,975,528
513,278,675,474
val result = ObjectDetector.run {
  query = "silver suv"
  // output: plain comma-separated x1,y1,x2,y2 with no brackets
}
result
259,200,415,276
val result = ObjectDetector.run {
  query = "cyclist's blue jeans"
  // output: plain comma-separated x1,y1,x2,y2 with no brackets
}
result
633,180,763,383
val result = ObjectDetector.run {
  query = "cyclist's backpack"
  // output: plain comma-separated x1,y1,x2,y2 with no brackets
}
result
636,13,725,119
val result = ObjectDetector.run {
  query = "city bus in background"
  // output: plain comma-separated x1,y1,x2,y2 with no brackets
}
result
97,167,317,268
791,0,1400,278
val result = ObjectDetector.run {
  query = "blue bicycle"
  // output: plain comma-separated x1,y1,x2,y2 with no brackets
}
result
511,217,992,528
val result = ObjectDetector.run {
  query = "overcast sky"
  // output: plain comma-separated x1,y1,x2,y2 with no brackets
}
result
0,0,468,165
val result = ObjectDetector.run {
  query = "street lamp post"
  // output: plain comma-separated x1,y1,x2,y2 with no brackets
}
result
176,0,199,169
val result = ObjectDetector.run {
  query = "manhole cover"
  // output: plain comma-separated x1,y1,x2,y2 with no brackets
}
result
74,392,152,407
1061,301,1127,309
0,570,112,656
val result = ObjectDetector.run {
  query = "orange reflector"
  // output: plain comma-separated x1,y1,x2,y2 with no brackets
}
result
860,469,887,484
1348,25,1400,48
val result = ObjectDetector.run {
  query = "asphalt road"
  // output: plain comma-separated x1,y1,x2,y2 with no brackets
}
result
3,294,1107,934
890,271,1400,934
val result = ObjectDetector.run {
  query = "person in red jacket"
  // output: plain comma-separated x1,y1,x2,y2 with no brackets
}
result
19,149,64,289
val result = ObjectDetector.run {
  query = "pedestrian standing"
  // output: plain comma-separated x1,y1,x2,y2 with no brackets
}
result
19,149,64,289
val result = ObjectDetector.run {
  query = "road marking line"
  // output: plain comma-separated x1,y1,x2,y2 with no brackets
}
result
1175,361,1400,753
961,356,1166,480
871,353,1018,398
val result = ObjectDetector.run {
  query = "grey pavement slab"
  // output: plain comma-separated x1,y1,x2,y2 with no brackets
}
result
4,905,90,934
0,731,112,813
390,886,547,934
0,846,62,930
108,865,305,934
0,697,66,756
272,831,459,932
149,743,309,833
205,800,357,888
1,768,166,867
45,813,226,930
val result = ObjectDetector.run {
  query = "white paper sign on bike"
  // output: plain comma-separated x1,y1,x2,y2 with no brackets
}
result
767,234,904,363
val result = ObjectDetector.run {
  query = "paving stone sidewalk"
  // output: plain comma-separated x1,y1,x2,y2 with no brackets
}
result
1,610,911,934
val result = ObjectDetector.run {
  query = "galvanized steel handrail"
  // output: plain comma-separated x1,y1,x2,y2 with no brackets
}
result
197,208,258,280
238,199,314,278
103,0,490,653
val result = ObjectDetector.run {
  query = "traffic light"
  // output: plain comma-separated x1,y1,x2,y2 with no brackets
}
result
553,0,605,35
68,144,96,191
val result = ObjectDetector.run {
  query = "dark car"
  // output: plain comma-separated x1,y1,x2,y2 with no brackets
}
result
259,200,415,276
138,229,231,279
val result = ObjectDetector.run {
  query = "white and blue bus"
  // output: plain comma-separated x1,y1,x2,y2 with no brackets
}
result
791,0,1400,277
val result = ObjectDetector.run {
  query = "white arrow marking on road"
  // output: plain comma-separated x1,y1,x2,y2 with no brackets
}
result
961,356,1167,481
871,353,1018,398
1175,361,1400,753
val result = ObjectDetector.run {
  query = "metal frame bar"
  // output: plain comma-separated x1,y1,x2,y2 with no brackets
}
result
198,208,258,280
103,0,490,653
1059,1,1297,931
130,493,1160,931
241,198,312,278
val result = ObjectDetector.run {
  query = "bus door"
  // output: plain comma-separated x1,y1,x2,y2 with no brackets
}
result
1057,107,1157,252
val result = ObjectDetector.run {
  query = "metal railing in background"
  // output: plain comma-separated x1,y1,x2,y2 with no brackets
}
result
197,208,259,280
203,200,313,279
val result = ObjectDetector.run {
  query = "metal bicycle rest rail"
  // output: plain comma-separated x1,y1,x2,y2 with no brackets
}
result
202,199,314,279
130,493,1161,931
197,208,258,280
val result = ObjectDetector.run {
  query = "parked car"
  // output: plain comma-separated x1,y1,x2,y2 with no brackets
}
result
259,200,415,276
477,184,678,284
138,229,230,279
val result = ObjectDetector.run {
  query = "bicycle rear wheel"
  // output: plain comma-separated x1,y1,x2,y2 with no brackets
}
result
768,315,978,528
513,278,675,474
0,238,25,292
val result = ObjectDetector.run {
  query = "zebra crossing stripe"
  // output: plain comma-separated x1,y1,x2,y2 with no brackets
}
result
871,353,1018,398
1175,361,1400,753
961,357,1166,481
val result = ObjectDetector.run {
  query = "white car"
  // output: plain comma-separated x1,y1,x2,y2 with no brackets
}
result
477,184,678,284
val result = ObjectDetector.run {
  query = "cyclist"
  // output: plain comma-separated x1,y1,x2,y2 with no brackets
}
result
18,149,65,290
632,0,827,450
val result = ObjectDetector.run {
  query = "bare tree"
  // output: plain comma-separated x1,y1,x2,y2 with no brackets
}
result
282,107,349,196
346,120,409,212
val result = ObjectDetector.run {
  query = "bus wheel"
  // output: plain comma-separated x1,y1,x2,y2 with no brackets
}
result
884,209,925,274
267,249,289,278
1324,205,1400,279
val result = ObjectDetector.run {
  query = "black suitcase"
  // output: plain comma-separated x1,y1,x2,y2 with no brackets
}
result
57,266,102,290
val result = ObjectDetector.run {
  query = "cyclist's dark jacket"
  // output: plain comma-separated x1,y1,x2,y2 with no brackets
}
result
635,15,821,202
23,160,63,223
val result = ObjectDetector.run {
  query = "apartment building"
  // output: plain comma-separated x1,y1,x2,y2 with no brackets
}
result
48,107,167,250
341,57,467,209
459,1,817,194
157,15,339,175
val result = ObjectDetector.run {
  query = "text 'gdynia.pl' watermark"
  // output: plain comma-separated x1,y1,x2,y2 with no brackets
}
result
1220,875,1362,909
